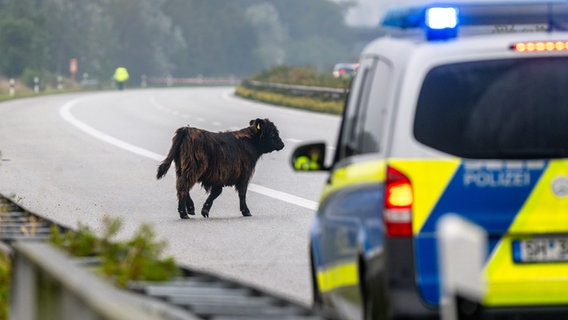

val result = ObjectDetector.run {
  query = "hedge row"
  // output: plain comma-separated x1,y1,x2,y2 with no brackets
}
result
235,86,344,115
234,65,351,115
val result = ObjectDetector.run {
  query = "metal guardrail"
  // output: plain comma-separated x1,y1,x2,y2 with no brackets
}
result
12,242,195,320
0,195,328,320
242,80,348,100
0,198,52,243
148,77,241,86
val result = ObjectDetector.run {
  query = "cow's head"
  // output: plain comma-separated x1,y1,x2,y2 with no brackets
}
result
250,118,284,153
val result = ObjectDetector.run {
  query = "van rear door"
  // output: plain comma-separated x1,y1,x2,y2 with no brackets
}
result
405,56,568,306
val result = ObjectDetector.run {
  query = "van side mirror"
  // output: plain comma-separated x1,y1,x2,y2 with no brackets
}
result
290,142,327,171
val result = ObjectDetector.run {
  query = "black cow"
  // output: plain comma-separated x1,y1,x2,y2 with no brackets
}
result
156,118,284,219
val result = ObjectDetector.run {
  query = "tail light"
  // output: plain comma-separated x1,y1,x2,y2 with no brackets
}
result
384,166,413,237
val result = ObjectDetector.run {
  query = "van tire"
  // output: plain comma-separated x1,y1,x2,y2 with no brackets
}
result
310,245,323,308
361,255,389,320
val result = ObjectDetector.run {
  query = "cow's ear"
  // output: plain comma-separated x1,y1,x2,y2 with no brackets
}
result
251,119,263,132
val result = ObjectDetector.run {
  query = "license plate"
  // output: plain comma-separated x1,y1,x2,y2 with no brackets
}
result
513,238,568,263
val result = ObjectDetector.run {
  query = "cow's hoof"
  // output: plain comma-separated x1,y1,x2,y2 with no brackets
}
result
242,211,252,217
178,205,194,217
201,203,212,218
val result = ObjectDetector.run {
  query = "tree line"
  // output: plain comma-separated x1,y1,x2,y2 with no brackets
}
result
0,0,358,87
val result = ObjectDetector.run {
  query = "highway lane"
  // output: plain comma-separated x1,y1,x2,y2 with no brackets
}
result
0,87,341,306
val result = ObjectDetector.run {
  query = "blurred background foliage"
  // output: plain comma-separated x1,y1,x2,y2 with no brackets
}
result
0,0,359,85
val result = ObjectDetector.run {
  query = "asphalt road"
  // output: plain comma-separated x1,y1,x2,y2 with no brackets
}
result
0,87,341,306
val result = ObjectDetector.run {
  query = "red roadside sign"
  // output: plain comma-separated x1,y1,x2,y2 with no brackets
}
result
69,58,78,75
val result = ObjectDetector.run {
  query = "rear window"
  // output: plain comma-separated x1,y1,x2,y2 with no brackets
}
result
414,57,568,159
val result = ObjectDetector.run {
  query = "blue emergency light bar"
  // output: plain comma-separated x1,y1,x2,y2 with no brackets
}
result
381,1,568,41
425,7,460,40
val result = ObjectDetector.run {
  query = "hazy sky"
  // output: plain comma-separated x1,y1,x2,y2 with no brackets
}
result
343,0,384,27
345,0,464,26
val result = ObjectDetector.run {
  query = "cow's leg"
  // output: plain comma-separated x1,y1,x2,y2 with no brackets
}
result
176,176,195,219
201,186,222,218
237,183,252,217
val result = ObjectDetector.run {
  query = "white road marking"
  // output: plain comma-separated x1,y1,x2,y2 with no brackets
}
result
249,184,317,210
59,98,318,211
60,99,164,161
151,97,190,120
150,97,164,110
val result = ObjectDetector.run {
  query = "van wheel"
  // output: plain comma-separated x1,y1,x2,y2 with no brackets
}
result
310,246,323,309
364,285,376,320
360,258,374,320
361,256,388,320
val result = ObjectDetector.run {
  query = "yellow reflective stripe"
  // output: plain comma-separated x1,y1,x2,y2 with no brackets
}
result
510,160,568,233
485,281,568,306
388,159,460,234
317,261,359,293
316,159,374,294
483,238,568,306
483,160,568,306
321,159,385,202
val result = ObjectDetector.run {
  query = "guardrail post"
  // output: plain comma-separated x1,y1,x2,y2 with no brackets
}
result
9,78,15,96
11,245,37,320
437,214,487,320
33,77,39,93
82,73,89,85
141,74,147,88
57,76,63,90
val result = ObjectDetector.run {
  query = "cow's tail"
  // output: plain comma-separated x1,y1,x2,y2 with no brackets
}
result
156,127,187,179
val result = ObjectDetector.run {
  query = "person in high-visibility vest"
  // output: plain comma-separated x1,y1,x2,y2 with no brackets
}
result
113,67,129,90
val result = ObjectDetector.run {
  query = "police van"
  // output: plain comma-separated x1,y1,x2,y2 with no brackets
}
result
291,2,568,319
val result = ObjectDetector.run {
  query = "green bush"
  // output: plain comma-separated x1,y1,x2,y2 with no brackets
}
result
0,251,9,320
250,65,350,88
21,68,44,89
50,216,179,288
50,223,99,257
